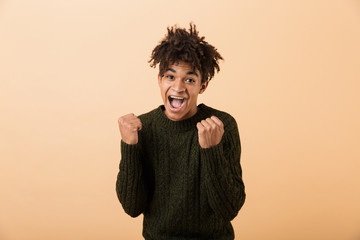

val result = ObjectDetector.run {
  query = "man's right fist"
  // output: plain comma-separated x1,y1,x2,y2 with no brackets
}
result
118,113,142,145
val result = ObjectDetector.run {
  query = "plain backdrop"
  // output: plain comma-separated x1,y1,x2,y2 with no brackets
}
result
1,0,360,239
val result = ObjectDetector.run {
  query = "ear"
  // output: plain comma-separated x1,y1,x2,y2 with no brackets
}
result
199,81,209,94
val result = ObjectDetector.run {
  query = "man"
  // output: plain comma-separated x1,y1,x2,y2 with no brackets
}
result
116,23,246,240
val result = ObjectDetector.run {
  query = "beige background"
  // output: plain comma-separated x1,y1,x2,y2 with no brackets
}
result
1,0,360,239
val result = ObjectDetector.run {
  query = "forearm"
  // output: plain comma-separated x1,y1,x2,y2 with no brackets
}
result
200,132,246,221
116,141,149,217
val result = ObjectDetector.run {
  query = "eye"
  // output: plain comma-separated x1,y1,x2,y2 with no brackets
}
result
166,75,174,80
185,78,195,83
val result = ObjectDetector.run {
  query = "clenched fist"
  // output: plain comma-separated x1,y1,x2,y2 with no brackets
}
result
196,116,224,148
118,113,142,145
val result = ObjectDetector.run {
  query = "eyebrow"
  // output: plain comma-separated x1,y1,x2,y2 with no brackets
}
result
166,68,199,77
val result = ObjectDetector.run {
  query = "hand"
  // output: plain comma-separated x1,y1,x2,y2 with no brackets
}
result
118,113,142,144
196,116,224,148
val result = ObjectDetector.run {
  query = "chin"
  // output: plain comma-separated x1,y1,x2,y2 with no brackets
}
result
165,109,187,121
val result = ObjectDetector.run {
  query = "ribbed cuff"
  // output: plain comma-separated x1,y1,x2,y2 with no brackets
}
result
120,140,141,172
200,143,225,172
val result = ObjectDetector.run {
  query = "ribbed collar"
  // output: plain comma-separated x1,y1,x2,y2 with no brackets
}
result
153,103,211,132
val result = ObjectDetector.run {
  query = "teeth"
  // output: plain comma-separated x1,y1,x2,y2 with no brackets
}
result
170,96,184,100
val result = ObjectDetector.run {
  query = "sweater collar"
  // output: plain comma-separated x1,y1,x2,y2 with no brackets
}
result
154,103,211,132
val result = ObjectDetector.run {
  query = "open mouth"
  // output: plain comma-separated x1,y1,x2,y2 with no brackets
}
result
168,96,186,111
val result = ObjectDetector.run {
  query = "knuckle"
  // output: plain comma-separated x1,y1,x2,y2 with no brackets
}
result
118,117,125,124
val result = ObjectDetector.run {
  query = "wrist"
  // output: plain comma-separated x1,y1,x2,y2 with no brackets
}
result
121,136,138,145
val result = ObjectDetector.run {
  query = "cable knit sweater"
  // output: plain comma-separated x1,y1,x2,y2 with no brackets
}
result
116,104,246,240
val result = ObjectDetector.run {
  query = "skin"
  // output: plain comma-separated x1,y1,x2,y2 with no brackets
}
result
157,61,207,121
196,115,224,148
118,113,142,145
118,61,224,148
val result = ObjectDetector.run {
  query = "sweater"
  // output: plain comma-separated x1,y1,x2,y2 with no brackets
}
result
116,104,246,240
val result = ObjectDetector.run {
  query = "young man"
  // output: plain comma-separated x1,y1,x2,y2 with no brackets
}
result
116,24,246,240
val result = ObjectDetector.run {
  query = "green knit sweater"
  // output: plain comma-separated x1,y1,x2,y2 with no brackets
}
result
116,104,245,240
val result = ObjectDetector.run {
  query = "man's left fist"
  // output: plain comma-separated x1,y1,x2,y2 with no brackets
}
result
196,116,224,148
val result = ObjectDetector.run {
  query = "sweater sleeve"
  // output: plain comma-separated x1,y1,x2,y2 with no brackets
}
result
200,118,246,221
116,140,149,217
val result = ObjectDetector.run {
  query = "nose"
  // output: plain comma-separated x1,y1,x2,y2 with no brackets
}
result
172,78,185,92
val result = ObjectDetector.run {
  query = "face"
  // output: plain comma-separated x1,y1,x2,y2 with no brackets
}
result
158,61,208,121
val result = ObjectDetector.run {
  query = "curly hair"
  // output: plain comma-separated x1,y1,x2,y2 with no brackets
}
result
148,23,223,83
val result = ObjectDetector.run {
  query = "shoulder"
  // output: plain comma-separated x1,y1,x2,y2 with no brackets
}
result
138,107,159,121
134,107,162,145
136,106,163,131
202,105,241,148
199,104,238,131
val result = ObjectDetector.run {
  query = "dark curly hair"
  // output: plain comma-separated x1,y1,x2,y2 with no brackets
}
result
149,23,223,83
